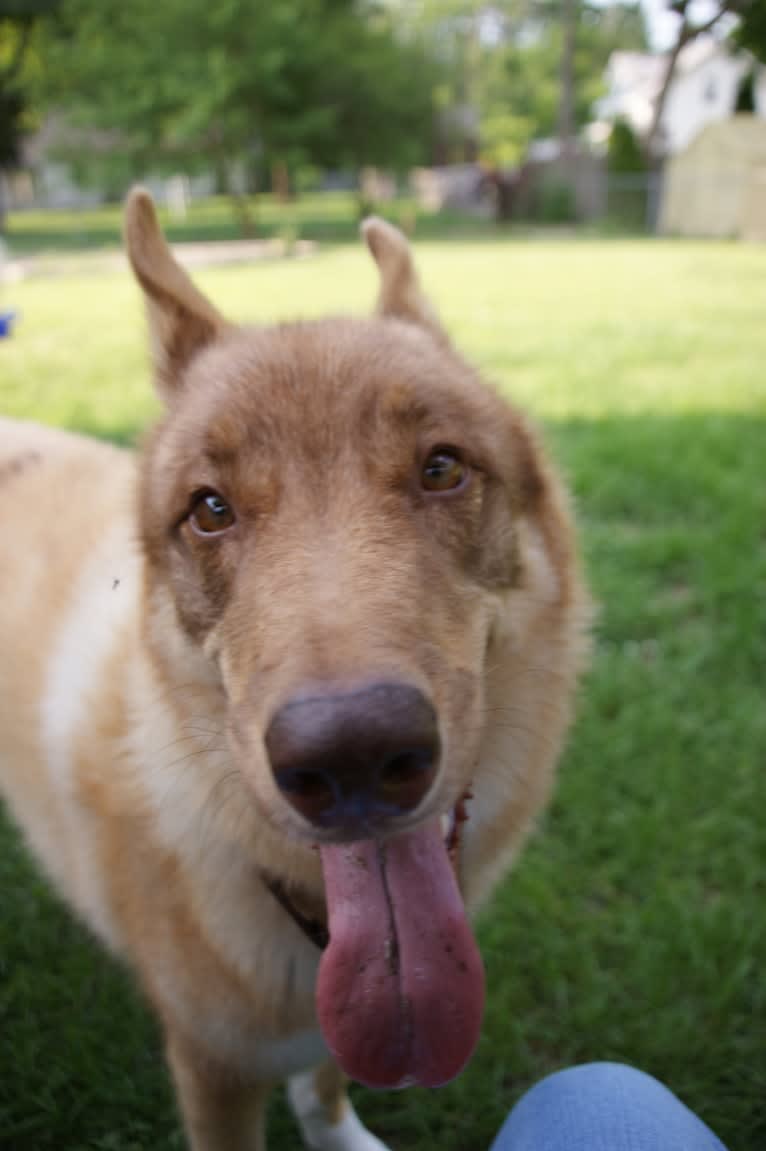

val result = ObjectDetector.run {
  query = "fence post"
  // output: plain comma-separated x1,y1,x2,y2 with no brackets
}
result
645,169,662,235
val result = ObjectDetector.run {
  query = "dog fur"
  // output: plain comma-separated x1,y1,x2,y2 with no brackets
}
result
0,191,588,1151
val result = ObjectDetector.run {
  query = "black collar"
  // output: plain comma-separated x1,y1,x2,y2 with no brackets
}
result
260,794,471,954
261,872,329,951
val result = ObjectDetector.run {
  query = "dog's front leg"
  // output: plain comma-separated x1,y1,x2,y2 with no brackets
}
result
167,1033,271,1151
287,1062,390,1151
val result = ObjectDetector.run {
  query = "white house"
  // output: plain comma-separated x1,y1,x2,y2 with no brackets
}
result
660,38,766,153
596,51,666,140
595,37,766,155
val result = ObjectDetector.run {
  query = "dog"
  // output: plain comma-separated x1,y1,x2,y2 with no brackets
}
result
0,190,588,1151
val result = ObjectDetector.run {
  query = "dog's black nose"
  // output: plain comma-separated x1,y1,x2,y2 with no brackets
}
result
265,682,440,830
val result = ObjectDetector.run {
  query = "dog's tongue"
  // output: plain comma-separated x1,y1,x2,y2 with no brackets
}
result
316,818,484,1089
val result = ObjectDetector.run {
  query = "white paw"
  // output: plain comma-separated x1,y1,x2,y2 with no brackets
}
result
288,1072,391,1151
301,1106,391,1151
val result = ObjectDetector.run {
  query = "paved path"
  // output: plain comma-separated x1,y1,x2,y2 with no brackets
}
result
1,237,317,283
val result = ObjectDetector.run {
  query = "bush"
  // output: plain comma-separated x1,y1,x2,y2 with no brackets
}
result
607,119,648,231
535,179,577,224
735,68,756,114
608,119,645,175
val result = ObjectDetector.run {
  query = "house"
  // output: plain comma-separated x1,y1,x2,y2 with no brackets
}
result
596,51,666,141
595,38,766,156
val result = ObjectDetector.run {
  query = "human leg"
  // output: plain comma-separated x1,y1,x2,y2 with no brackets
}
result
490,1063,728,1151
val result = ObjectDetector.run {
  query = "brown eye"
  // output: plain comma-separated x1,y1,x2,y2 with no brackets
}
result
422,449,467,493
189,491,235,535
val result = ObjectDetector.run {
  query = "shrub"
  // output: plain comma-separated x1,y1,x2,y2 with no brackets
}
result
535,179,577,224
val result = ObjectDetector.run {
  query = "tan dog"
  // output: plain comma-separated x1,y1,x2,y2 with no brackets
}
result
0,191,588,1151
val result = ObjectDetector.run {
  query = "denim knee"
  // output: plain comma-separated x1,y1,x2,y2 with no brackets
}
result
489,1062,728,1151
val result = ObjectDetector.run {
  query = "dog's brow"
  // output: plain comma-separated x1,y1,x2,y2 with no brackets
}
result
375,384,431,426
203,424,269,468
204,441,240,468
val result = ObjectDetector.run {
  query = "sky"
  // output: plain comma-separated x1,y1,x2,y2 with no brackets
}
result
476,1,732,55
641,0,736,51
642,0,680,50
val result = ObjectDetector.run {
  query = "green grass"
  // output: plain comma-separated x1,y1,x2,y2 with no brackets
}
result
5,191,362,253
4,192,496,256
1,235,765,1150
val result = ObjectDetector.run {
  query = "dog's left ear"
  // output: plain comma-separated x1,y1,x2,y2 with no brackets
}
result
124,187,226,402
362,217,448,344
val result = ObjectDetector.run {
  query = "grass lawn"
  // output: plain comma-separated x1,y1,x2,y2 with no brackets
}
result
1,234,765,1150
3,192,495,256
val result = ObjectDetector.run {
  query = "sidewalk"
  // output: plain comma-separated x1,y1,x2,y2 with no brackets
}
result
2,236,317,283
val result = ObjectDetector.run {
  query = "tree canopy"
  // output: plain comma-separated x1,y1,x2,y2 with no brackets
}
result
0,0,58,227
409,0,648,166
6,0,761,231
39,0,436,192
736,0,766,63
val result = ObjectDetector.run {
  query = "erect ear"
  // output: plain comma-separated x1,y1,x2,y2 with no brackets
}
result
361,216,448,344
124,187,226,401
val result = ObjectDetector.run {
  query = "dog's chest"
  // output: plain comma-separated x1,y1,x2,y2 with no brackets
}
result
145,867,329,1076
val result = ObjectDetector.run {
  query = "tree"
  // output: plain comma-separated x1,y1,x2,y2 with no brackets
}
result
735,1,766,62
401,1,649,171
0,0,59,229
553,0,649,157
734,66,756,112
557,0,577,158
644,0,751,161
469,1,647,166
40,0,436,231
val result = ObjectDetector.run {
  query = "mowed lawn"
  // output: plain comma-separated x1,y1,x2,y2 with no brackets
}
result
1,236,765,1150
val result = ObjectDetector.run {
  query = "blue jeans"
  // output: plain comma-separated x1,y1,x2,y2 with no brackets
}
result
490,1063,728,1151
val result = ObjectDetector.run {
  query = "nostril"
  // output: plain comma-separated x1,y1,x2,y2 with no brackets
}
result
379,750,433,792
377,748,437,811
275,768,337,819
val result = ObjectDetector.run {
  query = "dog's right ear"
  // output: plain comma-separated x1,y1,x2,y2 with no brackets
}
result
362,216,448,345
124,187,226,402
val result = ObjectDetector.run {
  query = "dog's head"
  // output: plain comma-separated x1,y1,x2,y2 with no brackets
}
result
125,189,585,1092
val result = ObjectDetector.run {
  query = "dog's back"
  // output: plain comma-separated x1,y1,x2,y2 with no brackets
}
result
0,417,139,941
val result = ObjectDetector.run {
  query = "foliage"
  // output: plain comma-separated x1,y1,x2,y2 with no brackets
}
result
644,1,753,159
734,66,756,113
0,83,22,165
735,0,766,63
1,233,765,1150
534,176,577,221
479,109,534,167
606,119,647,230
414,1,648,166
39,0,436,196
4,0,662,229
0,1,59,220
607,118,645,173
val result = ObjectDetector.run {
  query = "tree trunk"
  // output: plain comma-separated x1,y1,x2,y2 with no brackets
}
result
215,150,256,238
271,160,290,202
0,174,6,235
644,20,690,162
213,153,228,196
558,0,577,165
229,190,256,238
643,1,736,163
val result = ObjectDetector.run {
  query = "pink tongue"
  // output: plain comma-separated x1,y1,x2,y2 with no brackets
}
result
316,818,485,1089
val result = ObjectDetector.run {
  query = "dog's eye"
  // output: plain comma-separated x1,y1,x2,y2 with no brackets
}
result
189,491,236,535
422,449,467,493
